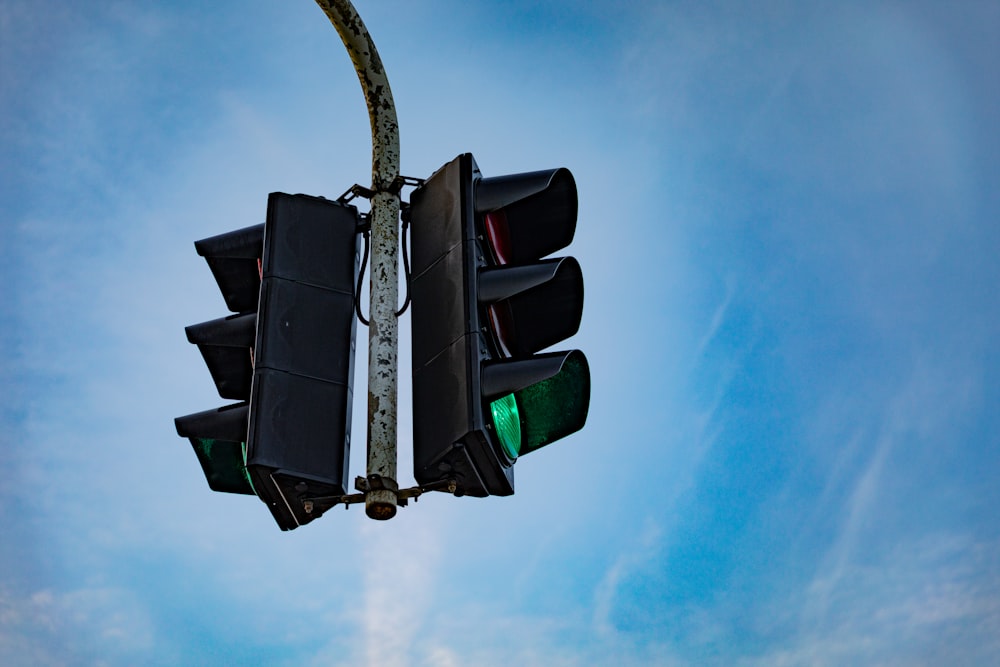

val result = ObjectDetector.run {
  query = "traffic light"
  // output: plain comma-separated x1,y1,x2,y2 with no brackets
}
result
175,192,361,530
409,153,590,497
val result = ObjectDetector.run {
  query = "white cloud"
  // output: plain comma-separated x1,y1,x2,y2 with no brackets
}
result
757,534,1000,666
358,516,443,667
592,518,663,638
0,585,156,665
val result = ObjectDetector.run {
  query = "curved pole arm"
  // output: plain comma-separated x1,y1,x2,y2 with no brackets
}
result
314,0,400,520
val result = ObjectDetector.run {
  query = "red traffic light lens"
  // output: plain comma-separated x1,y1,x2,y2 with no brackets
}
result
483,209,512,266
484,208,515,356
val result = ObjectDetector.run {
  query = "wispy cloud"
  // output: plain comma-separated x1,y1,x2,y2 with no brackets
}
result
808,355,979,611
592,517,662,637
691,279,735,366
348,514,445,667
748,534,1000,667
756,349,997,664
0,585,156,665
360,546,431,665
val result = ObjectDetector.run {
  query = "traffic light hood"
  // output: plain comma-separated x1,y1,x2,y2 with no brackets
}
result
194,224,264,314
476,167,578,265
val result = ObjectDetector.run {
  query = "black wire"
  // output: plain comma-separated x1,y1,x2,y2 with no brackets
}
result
355,203,411,326
395,210,411,317
355,229,370,326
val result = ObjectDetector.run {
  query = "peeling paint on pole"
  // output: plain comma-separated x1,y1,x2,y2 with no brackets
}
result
314,0,400,519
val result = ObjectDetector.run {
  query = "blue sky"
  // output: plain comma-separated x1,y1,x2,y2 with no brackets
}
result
2,1,998,664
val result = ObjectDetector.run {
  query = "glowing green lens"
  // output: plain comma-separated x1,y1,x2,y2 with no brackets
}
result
490,393,521,460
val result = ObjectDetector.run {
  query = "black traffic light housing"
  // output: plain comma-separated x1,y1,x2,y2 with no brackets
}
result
175,192,361,530
409,153,590,497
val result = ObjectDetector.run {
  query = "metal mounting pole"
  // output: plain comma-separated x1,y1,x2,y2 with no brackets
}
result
314,0,399,520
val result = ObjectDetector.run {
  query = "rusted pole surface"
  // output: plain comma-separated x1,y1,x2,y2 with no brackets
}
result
313,0,399,520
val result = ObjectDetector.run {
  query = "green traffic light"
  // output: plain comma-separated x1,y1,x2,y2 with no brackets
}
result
514,351,590,456
190,438,256,495
482,351,590,461
490,393,522,460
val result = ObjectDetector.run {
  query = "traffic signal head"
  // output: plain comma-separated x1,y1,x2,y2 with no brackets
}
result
175,193,360,530
409,153,590,497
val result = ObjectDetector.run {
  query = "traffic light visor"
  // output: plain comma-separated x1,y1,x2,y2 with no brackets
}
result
189,438,255,495
175,404,255,495
515,350,589,455
482,350,590,459
480,257,583,357
478,168,577,265
194,224,264,313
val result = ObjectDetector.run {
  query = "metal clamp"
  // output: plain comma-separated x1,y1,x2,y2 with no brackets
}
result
300,476,458,514
337,175,423,204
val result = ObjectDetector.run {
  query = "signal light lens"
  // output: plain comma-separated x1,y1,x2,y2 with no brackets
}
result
489,393,521,460
483,210,512,265
483,209,516,357
486,302,515,358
